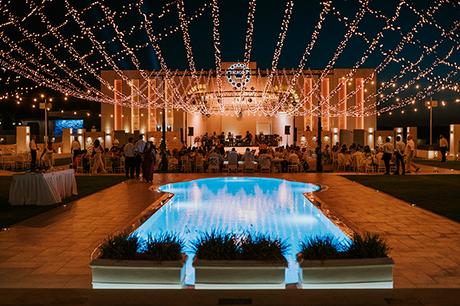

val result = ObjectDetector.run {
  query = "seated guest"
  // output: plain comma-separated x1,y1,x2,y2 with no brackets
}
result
207,149,223,171
363,145,372,157
274,147,284,159
168,156,179,171
227,148,238,165
258,149,272,167
349,143,357,153
288,150,300,164
242,148,254,161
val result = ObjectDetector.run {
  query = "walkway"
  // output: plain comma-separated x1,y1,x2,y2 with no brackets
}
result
0,173,459,288
0,180,162,288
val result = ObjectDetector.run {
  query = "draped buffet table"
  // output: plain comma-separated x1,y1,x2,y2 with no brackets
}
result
9,169,78,205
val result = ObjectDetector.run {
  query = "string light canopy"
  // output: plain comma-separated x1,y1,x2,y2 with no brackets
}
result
0,0,459,117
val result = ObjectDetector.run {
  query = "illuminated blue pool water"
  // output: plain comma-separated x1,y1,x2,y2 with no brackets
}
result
133,177,350,285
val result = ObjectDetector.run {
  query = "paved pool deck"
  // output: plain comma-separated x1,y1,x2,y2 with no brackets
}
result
0,172,459,289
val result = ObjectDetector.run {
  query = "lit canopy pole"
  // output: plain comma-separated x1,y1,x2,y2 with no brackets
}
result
316,102,323,172
39,94,52,143
425,98,438,146
160,81,168,171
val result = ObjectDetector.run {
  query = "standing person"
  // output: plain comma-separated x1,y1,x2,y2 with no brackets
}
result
134,134,146,179
439,135,448,162
29,135,38,171
227,132,234,146
123,137,136,179
71,136,81,169
382,137,394,175
91,139,106,174
405,135,420,173
142,142,156,183
394,135,406,175
40,141,55,171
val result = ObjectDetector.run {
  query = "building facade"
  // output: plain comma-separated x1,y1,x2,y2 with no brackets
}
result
100,62,376,146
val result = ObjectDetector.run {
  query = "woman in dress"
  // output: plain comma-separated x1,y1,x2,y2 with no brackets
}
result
142,141,156,183
40,141,55,170
91,139,106,174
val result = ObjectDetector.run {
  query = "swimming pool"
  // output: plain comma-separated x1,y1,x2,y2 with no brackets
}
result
133,177,351,285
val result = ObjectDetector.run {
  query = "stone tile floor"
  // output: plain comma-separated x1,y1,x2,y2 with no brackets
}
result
0,179,162,288
0,171,459,289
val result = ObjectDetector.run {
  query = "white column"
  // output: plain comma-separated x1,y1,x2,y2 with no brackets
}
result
450,124,460,158
338,78,347,129
147,79,157,132
113,79,122,130
321,78,330,131
62,128,72,154
355,78,364,129
16,126,30,153
131,79,140,132
303,78,313,131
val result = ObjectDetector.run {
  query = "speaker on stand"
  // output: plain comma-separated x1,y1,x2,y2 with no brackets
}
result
188,127,194,147
284,125,290,147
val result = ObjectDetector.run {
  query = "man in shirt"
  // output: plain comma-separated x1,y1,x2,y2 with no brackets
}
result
394,135,406,175
123,137,135,179
29,135,38,171
439,135,448,162
382,137,394,175
405,135,419,173
71,136,81,169
133,134,146,179
227,148,238,166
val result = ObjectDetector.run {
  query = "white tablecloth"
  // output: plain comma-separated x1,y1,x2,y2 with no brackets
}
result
9,169,78,205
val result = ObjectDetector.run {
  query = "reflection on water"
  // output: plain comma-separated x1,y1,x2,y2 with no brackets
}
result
134,177,350,285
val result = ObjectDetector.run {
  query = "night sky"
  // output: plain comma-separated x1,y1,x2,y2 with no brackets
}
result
0,0,459,139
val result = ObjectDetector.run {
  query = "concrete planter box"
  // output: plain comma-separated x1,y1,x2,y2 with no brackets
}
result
90,258,185,289
194,260,287,289
299,257,394,289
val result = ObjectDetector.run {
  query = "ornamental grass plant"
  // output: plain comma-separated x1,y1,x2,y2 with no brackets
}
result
298,233,389,261
345,232,390,259
240,234,288,263
193,231,287,262
99,232,185,261
99,232,140,260
141,233,184,261
192,231,240,260
299,235,342,260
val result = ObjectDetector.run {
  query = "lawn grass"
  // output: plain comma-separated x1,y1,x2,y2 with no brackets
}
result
414,159,460,171
343,175,460,223
0,175,126,227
